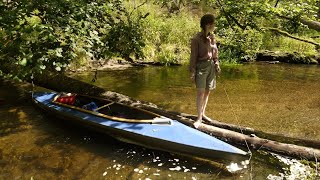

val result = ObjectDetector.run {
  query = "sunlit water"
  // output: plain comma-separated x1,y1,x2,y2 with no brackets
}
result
1,62,319,179
75,63,320,141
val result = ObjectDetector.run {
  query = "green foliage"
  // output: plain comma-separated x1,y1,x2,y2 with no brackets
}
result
126,0,319,65
269,0,318,33
210,0,319,61
215,0,273,30
125,1,199,64
1,0,319,80
104,9,146,61
0,0,147,79
217,27,263,62
151,0,202,14
261,31,316,55
155,44,189,65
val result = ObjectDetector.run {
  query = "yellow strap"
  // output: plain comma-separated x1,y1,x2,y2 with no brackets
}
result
94,102,114,111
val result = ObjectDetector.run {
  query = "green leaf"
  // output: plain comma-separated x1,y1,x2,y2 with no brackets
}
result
55,66,61,71
55,48,63,57
40,65,46,70
20,58,27,66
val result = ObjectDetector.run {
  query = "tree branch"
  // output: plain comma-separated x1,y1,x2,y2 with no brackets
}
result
129,0,148,16
300,18,320,32
274,0,280,7
276,14,320,32
216,0,246,30
266,27,320,47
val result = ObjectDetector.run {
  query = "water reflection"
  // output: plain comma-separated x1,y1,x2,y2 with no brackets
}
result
1,62,320,179
0,83,249,179
73,63,320,141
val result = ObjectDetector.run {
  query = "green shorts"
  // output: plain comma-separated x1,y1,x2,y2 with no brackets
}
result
195,60,216,90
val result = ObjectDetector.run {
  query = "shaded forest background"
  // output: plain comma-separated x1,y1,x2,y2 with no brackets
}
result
1,0,319,80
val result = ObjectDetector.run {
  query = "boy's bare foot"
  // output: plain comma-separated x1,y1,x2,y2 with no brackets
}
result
193,119,202,129
202,114,212,122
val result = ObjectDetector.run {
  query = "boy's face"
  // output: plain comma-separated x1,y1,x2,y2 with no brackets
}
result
206,22,215,32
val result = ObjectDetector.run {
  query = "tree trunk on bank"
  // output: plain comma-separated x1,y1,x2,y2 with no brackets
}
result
300,18,320,32
28,70,320,161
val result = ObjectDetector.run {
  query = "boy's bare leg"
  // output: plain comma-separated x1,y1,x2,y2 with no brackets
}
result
194,89,205,128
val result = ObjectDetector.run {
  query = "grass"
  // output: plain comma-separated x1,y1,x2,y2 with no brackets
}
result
124,1,319,65
125,1,200,64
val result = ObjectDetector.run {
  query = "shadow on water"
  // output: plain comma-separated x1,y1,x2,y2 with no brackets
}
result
2,62,320,179
0,81,251,179
0,80,34,137
40,116,253,179
34,108,237,176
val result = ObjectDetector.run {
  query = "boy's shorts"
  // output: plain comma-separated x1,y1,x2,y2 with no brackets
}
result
195,60,216,90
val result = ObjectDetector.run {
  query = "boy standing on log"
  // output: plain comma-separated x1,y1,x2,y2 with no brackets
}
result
189,14,221,128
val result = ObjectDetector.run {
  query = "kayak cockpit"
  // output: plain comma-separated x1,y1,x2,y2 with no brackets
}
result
52,92,172,124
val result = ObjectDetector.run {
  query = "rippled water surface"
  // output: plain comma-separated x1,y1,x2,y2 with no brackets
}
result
1,63,319,179
75,63,320,141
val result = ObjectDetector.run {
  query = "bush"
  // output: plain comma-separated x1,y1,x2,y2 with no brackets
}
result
217,27,263,63
125,1,199,64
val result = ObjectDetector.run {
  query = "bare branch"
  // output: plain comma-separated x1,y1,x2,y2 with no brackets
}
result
274,0,280,8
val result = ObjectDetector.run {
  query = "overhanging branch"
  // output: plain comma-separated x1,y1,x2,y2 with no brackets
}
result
266,27,320,48
216,0,246,30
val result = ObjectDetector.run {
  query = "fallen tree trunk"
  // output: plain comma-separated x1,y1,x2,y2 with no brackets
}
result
27,70,320,161
169,112,320,149
144,108,320,161
197,123,320,162
175,116,320,161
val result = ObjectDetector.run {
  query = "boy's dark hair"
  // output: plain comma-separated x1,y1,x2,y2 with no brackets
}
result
200,14,215,30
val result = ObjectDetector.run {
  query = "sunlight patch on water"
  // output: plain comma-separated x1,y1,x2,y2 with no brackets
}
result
101,147,226,179
226,160,250,173
267,154,319,180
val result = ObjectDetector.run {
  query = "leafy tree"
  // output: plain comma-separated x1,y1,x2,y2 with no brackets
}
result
149,0,319,62
207,0,320,61
0,0,146,80
104,3,149,62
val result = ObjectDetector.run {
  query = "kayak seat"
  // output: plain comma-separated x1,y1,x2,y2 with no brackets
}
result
56,95,76,105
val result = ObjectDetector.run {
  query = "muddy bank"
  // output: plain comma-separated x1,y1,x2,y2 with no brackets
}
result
256,50,319,64
67,59,182,73
67,50,319,73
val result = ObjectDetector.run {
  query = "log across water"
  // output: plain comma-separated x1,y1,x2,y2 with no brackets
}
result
27,70,320,161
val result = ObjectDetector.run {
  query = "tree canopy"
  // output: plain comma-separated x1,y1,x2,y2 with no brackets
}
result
208,0,319,60
0,0,146,79
0,0,319,80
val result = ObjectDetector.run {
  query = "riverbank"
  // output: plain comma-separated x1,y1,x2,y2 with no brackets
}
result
256,50,320,64
68,50,319,73
67,59,183,73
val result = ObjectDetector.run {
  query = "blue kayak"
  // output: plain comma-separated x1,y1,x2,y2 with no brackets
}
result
32,92,248,162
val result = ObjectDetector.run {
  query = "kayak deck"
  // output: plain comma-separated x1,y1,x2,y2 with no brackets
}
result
33,92,249,162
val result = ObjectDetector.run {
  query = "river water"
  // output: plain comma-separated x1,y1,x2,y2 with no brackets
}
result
1,63,319,179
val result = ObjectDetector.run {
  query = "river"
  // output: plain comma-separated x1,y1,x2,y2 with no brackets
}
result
0,62,319,179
